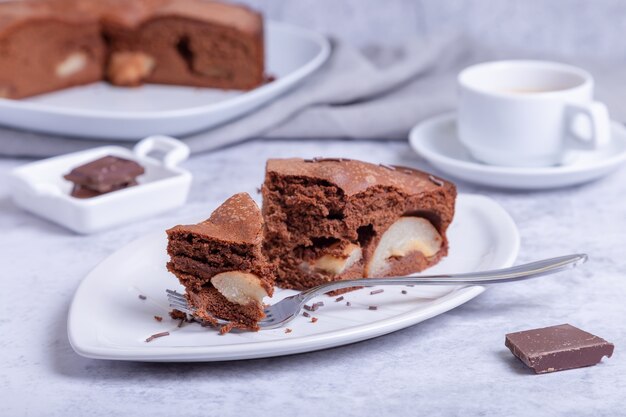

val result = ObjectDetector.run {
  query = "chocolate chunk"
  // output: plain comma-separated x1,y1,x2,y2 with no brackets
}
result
64,155,144,193
70,180,138,199
505,324,614,374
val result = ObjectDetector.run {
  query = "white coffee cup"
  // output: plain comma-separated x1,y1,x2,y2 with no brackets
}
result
457,60,611,167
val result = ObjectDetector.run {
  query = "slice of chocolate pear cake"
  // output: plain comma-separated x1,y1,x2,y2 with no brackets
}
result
261,158,456,291
166,193,274,332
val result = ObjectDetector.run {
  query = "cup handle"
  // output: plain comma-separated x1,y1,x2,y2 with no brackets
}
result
564,101,611,150
133,135,190,169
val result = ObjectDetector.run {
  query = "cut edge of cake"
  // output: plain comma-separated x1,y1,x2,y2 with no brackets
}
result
166,192,274,332
261,158,457,291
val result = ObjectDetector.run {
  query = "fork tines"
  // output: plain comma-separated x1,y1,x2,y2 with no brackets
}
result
166,289,194,315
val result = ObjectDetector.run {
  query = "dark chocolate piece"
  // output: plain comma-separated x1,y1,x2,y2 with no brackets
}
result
368,306,378,310
70,180,138,198
64,155,144,193
335,296,344,302
310,317,318,323
370,289,384,295
505,324,614,374
138,294,147,300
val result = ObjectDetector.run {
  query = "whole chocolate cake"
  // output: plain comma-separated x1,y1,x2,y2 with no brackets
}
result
166,193,274,332
0,0,264,99
261,158,457,290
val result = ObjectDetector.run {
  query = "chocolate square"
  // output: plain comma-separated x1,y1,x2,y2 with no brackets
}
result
505,324,614,374
64,155,144,193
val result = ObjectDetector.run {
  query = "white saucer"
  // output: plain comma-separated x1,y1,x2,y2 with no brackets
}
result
409,112,626,189
68,194,519,362
0,22,330,140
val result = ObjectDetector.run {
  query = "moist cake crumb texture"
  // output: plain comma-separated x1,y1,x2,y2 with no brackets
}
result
261,158,456,291
166,193,274,332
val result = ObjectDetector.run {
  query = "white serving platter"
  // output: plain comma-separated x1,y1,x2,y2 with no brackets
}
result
0,22,330,140
68,194,520,362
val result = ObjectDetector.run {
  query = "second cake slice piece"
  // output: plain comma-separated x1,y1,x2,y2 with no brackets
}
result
262,158,457,290
166,193,274,332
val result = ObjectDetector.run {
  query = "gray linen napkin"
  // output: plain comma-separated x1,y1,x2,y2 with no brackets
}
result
1,36,624,158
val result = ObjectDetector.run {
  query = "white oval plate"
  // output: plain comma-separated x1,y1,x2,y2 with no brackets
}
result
68,194,520,362
409,112,626,190
0,22,330,140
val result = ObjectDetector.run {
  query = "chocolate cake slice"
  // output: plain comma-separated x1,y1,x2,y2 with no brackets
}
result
166,193,274,332
0,1,105,99
0,0,264,98
262,158,456,290
100,0,265,90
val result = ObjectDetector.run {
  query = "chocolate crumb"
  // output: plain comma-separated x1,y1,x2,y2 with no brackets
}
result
370,289,384,295
169,309,186,320
154,315,163,322
304,304,314,312
368,306,378,311
219,323,236,335
285,328,292,334
311,317,318,323
428,175,444,187
145,331,170,343
335,296,344,302
401,290,407,295
138,294,147,300
346,302,352,307
303,312,310,318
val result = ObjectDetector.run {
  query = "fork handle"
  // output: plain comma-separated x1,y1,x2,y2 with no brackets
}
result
297,254,587,302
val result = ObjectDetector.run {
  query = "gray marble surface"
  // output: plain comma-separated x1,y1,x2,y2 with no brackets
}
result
0,138,624,416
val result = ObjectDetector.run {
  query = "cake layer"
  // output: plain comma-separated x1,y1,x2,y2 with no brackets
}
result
167,255,274,294
185,282,265,332
167,236,260,270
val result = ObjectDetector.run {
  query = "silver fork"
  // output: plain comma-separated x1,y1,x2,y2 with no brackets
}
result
167,253,587,330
